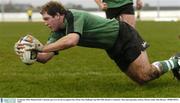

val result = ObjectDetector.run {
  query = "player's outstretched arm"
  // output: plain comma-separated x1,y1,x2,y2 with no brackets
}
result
42,33,80,52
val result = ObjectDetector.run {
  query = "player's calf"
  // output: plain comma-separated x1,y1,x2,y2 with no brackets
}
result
126,65,161,85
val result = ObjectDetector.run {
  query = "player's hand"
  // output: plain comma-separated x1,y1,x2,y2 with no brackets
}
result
99,2,108,11
14,41,25,56
136,0,143,10
15,35,44,55
23,42,43,52
21,35,44,52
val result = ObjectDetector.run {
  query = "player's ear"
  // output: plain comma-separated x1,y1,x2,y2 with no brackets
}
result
56,13,60,16
55,13,61,19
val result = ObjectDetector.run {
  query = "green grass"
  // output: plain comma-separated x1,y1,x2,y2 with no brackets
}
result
1,21,180,97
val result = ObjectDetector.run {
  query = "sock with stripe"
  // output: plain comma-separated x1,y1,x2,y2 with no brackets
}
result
152,59,180,74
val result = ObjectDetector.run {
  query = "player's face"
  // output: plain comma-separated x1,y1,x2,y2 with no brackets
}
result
42,12,64,31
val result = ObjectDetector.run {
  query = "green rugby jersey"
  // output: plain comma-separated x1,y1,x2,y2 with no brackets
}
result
103,0,133,8
47,9,119,50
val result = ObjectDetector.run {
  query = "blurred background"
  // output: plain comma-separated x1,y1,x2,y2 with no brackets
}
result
0,0,180,22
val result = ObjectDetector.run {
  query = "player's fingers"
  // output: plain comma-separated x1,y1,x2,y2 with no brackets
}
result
17,46,25,50
16,43,25,49
17,50,24,53
22,42,34,46
17,52,23,56
15,49,24,56
102,3,108,10
103,2,107,6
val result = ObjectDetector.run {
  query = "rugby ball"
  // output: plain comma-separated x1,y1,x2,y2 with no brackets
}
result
20,49,37,65
19,35,37,65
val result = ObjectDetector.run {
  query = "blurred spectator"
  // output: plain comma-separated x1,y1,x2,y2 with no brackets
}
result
27,7,33,22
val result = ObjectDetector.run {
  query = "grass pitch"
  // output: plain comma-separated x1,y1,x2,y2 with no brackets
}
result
0,21,180,97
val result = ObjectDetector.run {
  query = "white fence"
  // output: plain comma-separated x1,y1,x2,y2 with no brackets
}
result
1,10,180,22
0,12,42,22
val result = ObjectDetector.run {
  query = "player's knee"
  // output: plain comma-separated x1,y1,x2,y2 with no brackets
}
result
134,69,160,85
135,74,150,85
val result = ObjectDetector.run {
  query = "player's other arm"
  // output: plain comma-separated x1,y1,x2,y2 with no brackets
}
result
37,52,54,63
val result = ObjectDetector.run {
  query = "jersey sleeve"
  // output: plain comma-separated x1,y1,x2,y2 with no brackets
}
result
65,10,84,36
73,15,84,35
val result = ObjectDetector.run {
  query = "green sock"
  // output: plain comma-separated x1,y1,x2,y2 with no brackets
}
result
152,59,179,73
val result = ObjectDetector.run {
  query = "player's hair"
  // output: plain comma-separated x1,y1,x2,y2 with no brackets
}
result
40,1,66,17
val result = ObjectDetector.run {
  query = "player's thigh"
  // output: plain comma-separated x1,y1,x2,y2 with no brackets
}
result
120,14,136,27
